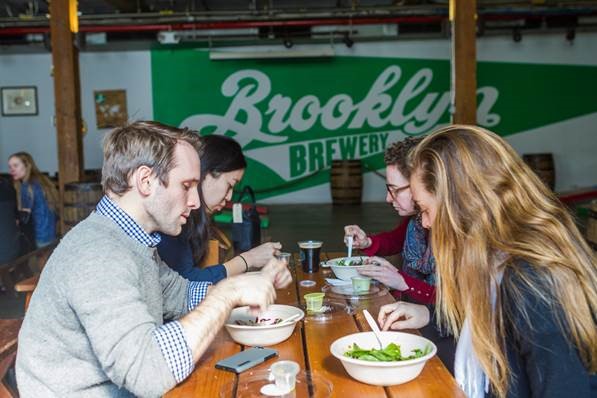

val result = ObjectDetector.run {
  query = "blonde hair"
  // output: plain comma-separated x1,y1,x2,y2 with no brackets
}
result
410,125,596,398
9,152,58,212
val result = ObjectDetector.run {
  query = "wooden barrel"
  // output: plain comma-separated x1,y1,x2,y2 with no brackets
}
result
330,160,362,205
83,169,102,182
522,153,555,191
63,182,103,230
587,200,597,251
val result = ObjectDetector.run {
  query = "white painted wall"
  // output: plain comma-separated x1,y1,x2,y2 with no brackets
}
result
79,51,154,171
0,50,152,175
0,53,56,173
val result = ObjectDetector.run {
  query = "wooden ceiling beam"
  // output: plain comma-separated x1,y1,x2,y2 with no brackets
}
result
450,0,477,125
50,0,84,234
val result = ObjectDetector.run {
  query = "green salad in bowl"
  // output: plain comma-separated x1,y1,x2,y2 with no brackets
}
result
344,342,432,362
330,331,437,386
335,257,365,266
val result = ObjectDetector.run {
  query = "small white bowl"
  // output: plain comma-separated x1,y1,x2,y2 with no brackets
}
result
324,256,368,281
225,304,304,346
330,331,437,386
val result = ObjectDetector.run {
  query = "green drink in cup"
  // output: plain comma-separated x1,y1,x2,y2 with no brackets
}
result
351,276,372,292
304,292,325,312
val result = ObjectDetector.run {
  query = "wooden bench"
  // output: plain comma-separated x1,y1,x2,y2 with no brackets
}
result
0,319,22,397
5,241,58,311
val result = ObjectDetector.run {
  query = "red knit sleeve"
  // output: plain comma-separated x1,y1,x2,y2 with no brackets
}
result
399,271,436,305
361,217,410,257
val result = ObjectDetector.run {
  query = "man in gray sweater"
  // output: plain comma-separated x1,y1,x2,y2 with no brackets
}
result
16,121,292,397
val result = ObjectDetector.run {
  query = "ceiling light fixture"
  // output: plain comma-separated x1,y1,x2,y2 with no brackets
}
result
210,47,335,61
343,33,354,48
512,28,522,43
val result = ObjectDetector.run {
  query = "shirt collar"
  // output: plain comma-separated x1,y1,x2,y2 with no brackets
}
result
95,195,162,248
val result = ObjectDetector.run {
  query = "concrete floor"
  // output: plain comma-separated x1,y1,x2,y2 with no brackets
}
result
0,202,402,319
261,202,400,252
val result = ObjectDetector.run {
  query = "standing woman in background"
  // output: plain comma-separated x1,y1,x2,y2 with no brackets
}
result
378,125,596,398
8,152,57,248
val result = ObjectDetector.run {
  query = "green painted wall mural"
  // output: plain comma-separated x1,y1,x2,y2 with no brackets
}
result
151,48,597,200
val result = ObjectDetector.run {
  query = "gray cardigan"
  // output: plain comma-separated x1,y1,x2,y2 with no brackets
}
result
16,212,190,397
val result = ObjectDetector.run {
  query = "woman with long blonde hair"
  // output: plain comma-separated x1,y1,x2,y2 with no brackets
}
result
8,152,58,247
378,125,596,398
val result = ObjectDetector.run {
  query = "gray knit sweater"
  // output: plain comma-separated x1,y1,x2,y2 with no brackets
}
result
16,212,190,397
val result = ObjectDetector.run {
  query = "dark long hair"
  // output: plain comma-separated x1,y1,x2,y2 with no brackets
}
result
188,135,247,264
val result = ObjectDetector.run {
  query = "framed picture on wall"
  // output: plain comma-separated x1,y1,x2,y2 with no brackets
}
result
1,86,38,116
94,89,128,128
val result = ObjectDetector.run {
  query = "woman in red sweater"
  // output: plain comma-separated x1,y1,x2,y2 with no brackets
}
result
344,136,435,305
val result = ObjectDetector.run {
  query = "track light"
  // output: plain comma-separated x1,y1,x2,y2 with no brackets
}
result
342,33,354,48
43,33,52,52
476,21,485,38
512,28,522,43
566,28,576,43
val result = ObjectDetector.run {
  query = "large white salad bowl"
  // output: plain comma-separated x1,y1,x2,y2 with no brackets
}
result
323,256,369,281
330,331,437,386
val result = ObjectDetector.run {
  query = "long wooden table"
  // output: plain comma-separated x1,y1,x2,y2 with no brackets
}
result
166,252,464,397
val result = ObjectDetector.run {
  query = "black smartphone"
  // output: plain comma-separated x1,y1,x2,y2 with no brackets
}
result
215,346,278,374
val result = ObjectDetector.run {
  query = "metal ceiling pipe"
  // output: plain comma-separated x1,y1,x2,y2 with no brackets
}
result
0,15,447,36
0,8,595,36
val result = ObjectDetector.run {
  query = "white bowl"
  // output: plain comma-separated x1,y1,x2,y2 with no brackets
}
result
324,256,368,281
225,304,304,346
330,331,437,386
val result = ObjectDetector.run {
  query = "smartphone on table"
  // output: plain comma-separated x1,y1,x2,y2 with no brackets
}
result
215,346,278,374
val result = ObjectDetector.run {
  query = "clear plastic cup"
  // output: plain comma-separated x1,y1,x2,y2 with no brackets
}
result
304,292,325,312
351,276,372,292
276,252,292,264
269,360,300,393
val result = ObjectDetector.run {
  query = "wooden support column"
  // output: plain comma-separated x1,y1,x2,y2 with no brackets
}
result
450,0,477,124
50,0,83,234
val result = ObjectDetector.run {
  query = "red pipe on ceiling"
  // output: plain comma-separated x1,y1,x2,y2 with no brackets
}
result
2,15,444,36
0,12,593,36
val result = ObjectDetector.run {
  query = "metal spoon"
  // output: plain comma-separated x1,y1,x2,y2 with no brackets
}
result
363,309,384,349
347,235,353,259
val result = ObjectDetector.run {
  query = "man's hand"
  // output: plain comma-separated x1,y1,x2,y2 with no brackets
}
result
377,301,430,331
261,258,292,289
212,272,277,314
343,225,371,249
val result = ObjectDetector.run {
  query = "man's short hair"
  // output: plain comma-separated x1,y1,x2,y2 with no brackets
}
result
383,136,425,179
102,121,202,195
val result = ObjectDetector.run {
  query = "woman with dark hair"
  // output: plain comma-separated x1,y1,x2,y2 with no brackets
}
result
158,134,281,283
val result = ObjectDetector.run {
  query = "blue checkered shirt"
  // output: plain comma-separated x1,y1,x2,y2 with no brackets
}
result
96,195,211,382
